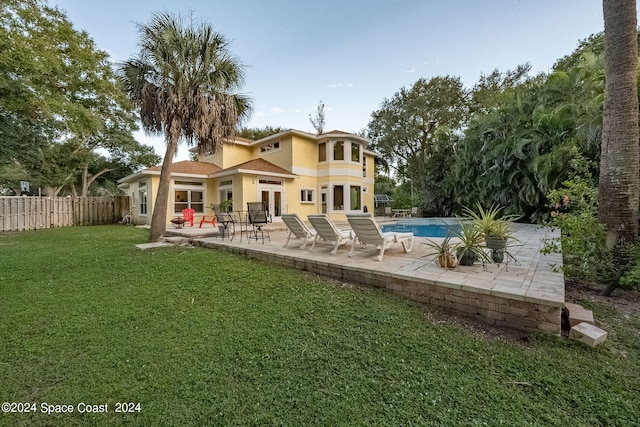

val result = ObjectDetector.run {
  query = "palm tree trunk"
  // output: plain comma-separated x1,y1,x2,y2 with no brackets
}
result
599,0,639,295
148,137,179,242
599,0,639,245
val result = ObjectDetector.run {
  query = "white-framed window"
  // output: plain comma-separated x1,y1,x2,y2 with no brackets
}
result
300,189,314,203
333,185,344,210
363,156,367,177
351,142,360,162
138,179,147,215
333,141,345,161
174,180,204,214
318,142,327,162
139,189,148,215
259,179,282,185
350,186,361,210
260,141,280,153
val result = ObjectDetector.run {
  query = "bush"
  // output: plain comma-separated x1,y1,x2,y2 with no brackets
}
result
620,247,640,290
541,149,616,286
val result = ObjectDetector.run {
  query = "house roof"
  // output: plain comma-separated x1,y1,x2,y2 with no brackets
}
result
146,160,221,175
118,160,221,184
211,158,297,179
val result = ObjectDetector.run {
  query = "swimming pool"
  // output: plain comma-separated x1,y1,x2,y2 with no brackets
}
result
381,219,461,238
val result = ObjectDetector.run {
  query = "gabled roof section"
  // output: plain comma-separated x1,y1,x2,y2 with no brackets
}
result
118,160,221,184
211,158,297,179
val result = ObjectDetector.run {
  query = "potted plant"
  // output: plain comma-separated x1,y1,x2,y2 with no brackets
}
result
454,221,491,266
462,203,520,262
421,235,457,268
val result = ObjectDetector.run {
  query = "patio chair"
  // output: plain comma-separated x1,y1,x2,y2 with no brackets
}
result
282,213,317,249
384,206,392,217
181,208,195,227
410,207,419,218
346,213,414,261
247,201,271,243
212,204,235,240
307,214,354,255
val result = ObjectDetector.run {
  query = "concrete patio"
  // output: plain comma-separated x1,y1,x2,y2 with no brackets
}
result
162,219,565,334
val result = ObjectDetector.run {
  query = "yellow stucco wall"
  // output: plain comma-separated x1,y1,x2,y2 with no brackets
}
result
122,131,377,226
199,142,253,168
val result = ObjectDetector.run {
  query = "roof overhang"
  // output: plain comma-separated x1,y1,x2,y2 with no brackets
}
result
210,169,298,179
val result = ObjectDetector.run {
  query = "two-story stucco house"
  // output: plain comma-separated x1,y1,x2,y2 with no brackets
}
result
118,129,376,226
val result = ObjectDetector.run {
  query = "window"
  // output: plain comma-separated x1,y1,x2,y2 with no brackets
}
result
351,143,360,162
300,189,314,203
363,156,367,177
350,186,361,210
219,180,232,187
333,141,344,161
174,189,204,213
174,180,203,186
258,179,282,185
318,142,326,162
139,189,148,215
333,185,344,210
260,141,280,153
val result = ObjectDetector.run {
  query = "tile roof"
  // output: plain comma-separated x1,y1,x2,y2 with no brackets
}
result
217,158,293,176
147,160,221,175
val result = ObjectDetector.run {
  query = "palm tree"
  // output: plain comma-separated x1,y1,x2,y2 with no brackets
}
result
599,0,639,289
119,12,252,242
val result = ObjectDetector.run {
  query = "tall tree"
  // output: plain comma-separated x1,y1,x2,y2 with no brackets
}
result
599,0,639,294
0,0,156,195
367,76,467,214
119,12,252,242
309,100,326,135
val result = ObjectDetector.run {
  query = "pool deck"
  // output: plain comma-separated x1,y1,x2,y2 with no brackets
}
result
164,218,565,334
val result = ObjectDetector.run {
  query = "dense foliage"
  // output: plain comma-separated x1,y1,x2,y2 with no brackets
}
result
0,0,159,196
367,36,610,222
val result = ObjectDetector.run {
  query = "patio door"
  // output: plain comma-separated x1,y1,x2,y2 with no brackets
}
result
261,189,282,218
320,190,327,214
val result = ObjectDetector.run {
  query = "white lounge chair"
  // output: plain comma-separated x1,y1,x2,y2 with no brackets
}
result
307,214,354,254
281,213,317,249
346,213,414,261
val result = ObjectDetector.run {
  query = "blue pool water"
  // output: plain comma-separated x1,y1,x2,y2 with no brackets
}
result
381,220,461,238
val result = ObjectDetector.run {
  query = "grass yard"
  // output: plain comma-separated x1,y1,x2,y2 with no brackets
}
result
1,226,639,426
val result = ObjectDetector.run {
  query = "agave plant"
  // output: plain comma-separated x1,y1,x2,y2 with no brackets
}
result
462,203,520,240
454,221,492,266
421,235,457,268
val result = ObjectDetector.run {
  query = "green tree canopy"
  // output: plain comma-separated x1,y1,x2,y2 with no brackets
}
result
366,76,467,214
0,0,158,195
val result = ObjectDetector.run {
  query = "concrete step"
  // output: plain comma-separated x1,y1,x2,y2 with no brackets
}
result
569,322,607,347
564,302,594,327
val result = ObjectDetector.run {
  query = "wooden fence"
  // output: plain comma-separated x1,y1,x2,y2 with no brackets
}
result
0,196,130,232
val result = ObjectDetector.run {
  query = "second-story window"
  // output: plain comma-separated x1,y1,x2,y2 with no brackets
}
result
333,141,344,161
318,142,326,162
260,141,280,153
351,143,360,162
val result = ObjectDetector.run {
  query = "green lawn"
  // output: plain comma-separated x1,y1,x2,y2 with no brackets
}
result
1,226,638,426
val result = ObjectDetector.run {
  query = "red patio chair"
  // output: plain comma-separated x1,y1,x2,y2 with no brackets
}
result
182,208,195,227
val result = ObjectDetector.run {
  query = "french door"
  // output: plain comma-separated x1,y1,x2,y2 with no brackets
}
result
260,189,282,218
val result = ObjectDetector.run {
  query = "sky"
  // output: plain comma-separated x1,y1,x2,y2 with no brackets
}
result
51,0,609,162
